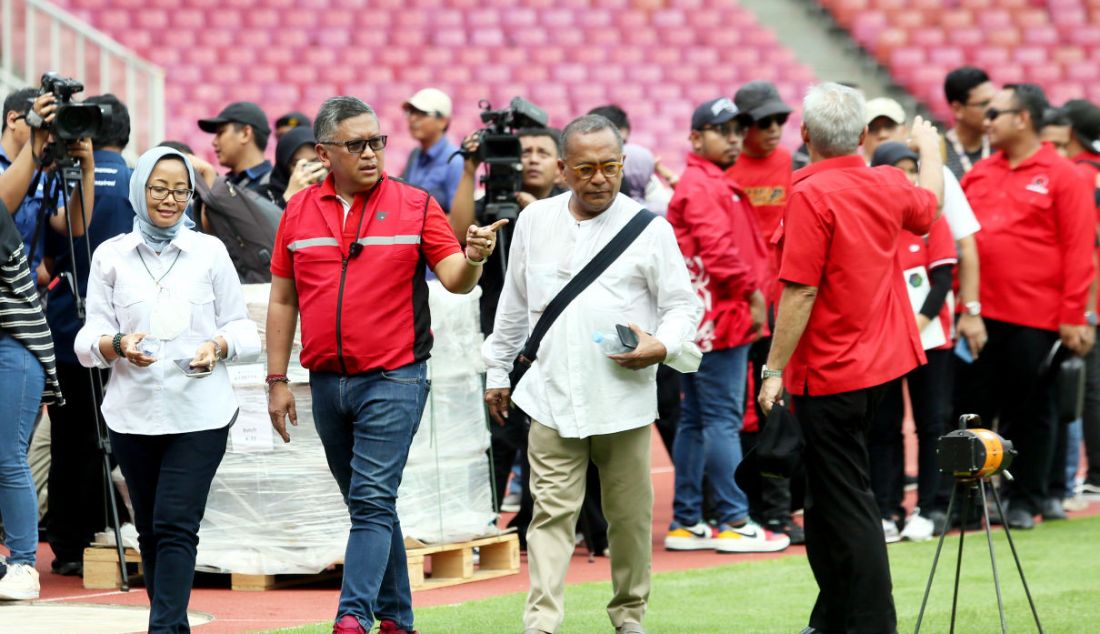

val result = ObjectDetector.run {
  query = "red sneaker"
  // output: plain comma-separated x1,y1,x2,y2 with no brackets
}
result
379,619,419,634
333,615,365,634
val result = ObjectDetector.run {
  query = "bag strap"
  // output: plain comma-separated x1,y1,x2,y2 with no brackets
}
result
517,208,658,366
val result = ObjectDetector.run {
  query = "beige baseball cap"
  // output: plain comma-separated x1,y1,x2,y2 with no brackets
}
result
403,88,453,118
865,97,906,126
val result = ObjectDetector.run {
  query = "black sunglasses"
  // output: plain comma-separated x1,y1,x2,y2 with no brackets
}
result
755,113,789,129
319,135,388,155
985,108,1022,121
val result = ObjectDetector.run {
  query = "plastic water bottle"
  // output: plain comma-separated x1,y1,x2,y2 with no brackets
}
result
593,331,630,355
138,336,161,358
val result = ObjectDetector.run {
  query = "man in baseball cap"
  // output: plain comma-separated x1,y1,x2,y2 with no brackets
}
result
401,88,462,212
1064,99,1100,157
198,101,272,193
862,97,908,161
664,98,783,555
273,111,311,140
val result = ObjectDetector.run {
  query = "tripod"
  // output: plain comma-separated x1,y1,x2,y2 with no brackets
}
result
52,160,130,591
913,472,1042,634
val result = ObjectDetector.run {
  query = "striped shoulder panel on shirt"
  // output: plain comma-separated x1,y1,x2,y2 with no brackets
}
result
0,245,63,405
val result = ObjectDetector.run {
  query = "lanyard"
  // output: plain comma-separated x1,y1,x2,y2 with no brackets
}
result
946,128,990,174
136,248,183,289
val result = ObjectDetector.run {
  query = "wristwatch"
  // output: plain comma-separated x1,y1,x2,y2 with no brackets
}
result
761,365,783,380
964,301,982,317
1087,311,1098,327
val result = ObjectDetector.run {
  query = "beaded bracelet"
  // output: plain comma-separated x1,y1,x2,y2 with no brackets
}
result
112,333,124,357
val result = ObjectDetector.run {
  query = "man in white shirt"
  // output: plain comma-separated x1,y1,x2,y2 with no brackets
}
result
483,115,701,634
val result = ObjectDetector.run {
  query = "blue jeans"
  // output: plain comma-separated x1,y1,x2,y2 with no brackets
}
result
311,361,429,632
110,424,229,633
0,332,44,566
672,345,750,526
1066,419,1083,498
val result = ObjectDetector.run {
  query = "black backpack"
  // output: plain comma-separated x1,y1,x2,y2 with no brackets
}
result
195,173,281,283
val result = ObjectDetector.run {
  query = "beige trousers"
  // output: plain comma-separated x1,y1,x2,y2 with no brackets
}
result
524,421,653,633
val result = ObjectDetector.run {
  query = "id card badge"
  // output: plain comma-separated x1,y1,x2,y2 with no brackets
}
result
149,289,191,341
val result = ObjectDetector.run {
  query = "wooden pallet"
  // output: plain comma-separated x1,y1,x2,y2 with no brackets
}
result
83,532,520,592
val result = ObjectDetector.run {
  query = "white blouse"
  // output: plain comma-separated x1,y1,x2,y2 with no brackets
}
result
75,228,260,435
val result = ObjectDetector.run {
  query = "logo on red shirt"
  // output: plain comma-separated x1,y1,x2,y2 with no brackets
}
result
1025,175,1050,195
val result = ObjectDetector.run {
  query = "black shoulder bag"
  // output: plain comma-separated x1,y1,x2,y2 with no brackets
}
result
508,209,658,389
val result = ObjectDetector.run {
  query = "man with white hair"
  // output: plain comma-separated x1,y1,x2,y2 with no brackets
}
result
758,83,944,634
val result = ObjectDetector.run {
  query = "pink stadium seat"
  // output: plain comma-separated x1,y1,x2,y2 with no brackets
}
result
972,47,1011,67
928,47,965,67
940,9,975,29
1013,46,1049,65
1026,63,1064,84
911,27,946,48
1066,61,1100,82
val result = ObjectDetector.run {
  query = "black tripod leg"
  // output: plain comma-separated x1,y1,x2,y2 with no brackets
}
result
949,484,971,634
978,480,1008,634
915,481,960,634
990,483,1044,633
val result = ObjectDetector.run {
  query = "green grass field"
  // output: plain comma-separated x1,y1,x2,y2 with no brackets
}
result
270,515,1100,634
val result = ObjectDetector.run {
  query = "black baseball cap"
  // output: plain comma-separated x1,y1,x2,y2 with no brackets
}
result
871,141,919,168
275,111,311,130
198,101,271,134
691,98,742,130
1064,99,1100,154
734,80,793,121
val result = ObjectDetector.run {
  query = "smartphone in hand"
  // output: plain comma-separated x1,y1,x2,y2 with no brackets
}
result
615,324,639,350
174,358,212,378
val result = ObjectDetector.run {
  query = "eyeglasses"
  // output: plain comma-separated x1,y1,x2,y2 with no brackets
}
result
146,186,194,203
755,113,789,129
701,121,745,137
319,135,388,155
985,108,1022,121
568,160,624,180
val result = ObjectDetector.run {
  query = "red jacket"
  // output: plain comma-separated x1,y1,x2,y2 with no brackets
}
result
962,144,1095,331
667,153,768,352
271,173,461,374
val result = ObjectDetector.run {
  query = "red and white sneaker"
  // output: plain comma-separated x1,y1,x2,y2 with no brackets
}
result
333,615,365,634
379,618,420,634
714,521,790,553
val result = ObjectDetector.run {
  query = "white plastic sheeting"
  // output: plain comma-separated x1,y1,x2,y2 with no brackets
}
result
194,281,497,575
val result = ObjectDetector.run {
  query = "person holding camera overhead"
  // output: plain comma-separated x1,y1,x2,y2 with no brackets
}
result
1,87,95,285
74,146,260,633
0,91,65,602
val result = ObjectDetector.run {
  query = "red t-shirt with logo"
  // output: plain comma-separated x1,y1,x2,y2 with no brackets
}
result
897,217,957,351
727,147,792,306
776,156,936,396
961,144,1094,331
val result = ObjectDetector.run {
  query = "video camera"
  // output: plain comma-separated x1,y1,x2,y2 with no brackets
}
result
469,97,548,223
38,72,113,166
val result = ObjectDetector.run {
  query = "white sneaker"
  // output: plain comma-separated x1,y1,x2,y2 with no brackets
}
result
714,521,790,553
664,521,715,550
0,563,40,600
901,509,935,542
882,519,901,544
501,491,522,513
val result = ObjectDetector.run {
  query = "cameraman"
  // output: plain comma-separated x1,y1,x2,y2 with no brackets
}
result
0,88,95,283
42,94,134,576
449,127,564,541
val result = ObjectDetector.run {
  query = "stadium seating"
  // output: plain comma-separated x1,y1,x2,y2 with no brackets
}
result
818,0,1100,120
44,0,817,172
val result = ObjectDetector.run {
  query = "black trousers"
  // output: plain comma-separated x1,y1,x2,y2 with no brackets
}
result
953,319,1058,514
110,424,228,634
794,385,896,634
1082,328,1100,487
869,349,951,518
46,362,113,564
488,408,533,546
654,364,682,458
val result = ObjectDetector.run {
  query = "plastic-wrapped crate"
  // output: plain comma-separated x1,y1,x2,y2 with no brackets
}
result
194,282,497,575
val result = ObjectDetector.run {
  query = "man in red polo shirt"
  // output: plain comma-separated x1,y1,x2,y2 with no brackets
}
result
758,83,944,634
957,84,1095,530
265,96,505,634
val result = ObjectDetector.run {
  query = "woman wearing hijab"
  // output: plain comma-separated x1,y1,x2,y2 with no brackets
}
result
264,125,325,208
75,147,260,632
